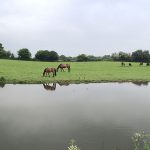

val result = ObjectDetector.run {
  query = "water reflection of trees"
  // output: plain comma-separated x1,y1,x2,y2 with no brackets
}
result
0,82,5,88
132,81,149,86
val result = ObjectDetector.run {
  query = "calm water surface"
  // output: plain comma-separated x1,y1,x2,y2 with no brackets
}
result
0,82,150,150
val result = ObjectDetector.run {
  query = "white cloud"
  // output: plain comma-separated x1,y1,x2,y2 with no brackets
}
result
0,0,150,56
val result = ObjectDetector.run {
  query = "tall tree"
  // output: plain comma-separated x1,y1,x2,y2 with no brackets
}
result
131,50,150,62
77,54,88,61
49,51,59,61
35,50,58,61
17,48,31,60
0,43,11,59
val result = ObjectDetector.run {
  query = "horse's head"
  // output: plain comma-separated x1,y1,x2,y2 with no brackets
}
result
57,64,62,72
56,67,59,72
43,71,45,76
43,68,47,76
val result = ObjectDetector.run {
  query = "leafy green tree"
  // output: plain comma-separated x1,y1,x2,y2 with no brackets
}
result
118,51,131,62
131,50,150,62
142,50,150,62
17,48,31,60
111,52,131,62
102,55,112,61
0,43,4,50
0,43,12,59
111,53,119,61
132,50,143,62
77,54,88,61
87,55,98,61
35,50,58,61
59,55,67,61
49,51,59,61
0,43,6,58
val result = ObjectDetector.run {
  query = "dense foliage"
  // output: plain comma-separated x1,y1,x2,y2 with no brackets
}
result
1,42,150,62
18,48,31,60
35,50,59,61
0,43,12,59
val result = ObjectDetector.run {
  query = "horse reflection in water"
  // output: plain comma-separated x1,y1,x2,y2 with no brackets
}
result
57,64,70,72
43,83,56,91
43,82,70,91
57,81,70,86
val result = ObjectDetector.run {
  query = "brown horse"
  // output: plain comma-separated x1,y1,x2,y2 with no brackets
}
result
139,62,143,66
121,62,125,66
43,67,57,77
43,83,56,91
57,64,70,72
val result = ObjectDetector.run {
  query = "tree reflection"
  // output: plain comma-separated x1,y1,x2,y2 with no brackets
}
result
132,81,149,86
0,82,5,88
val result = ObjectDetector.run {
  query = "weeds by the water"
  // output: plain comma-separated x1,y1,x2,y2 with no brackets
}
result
0,76,6,87
0,76,6,82
67,139,80,150
132,131,150,150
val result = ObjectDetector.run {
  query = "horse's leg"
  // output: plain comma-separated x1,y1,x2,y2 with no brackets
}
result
68,67,70,72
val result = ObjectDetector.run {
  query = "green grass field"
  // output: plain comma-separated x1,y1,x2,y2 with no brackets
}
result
0,59,150,83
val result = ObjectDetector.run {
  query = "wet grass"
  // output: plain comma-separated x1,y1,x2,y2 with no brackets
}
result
1,59,150,83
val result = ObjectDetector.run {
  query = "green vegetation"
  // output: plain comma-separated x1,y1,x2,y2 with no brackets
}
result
67,139,80,150
132,132,150,150
1,42,150,62
18,48,32,60
1,59,150,83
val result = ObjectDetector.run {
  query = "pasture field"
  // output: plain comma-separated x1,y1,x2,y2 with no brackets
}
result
0,59,150,83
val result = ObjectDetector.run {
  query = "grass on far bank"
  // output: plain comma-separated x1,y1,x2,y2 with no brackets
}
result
0,59,150,84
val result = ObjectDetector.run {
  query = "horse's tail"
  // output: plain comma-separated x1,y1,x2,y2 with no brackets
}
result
54,68,57,76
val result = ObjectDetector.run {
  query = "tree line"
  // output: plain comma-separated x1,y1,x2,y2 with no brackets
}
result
1,43,150,62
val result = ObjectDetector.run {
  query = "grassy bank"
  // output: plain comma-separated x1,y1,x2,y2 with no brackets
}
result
0,59,150,83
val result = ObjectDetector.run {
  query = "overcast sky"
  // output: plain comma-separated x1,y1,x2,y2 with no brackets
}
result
0,0,150,56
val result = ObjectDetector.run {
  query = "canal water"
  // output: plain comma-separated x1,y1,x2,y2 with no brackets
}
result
0,82,150,150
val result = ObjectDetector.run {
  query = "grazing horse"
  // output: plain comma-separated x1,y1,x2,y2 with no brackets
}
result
139,62,143,66
121,62,125,67
57,64,70,72
43,67,57,77
129,63,132,66
146,63,150,66
43,83,56,91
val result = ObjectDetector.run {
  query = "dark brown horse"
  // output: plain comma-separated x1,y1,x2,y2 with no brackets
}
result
139,62,143,66
43,67,57,77
57,64,70,72
129,63,132,66
43,83,56,91
121,62,125,66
